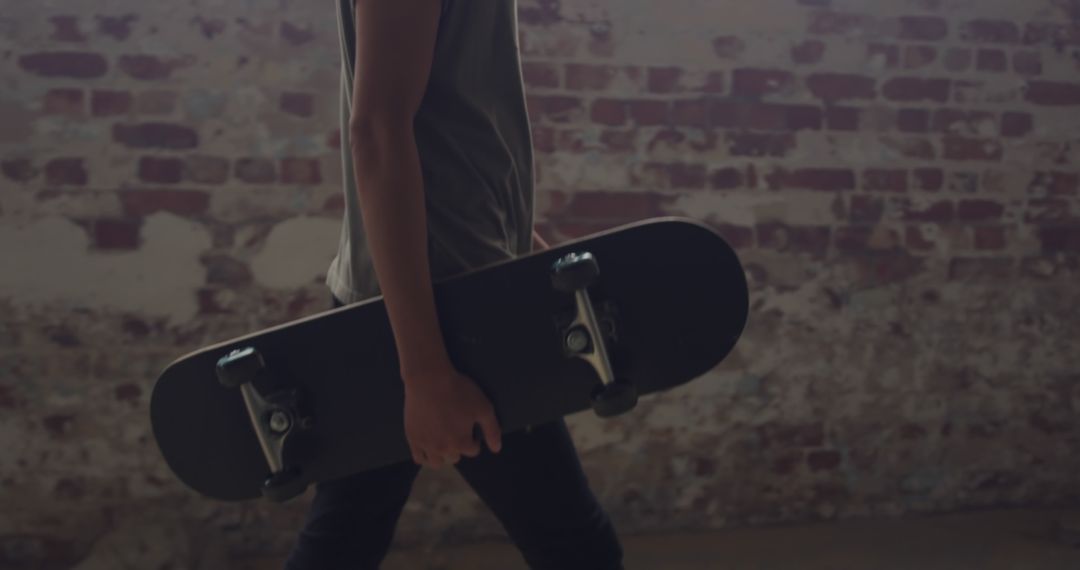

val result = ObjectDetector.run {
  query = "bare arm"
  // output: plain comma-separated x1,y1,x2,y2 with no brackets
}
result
348,0,500,466
348,0,448,381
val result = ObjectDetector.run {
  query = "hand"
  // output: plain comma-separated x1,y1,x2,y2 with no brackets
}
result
402,366,502,468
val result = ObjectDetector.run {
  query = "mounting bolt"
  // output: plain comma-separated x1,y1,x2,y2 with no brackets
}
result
269,410,291,434
565,327,590,354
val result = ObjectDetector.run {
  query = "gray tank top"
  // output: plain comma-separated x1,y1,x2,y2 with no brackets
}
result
326,0,535,304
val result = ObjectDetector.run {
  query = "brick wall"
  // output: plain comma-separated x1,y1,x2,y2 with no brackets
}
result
1,0,1078,566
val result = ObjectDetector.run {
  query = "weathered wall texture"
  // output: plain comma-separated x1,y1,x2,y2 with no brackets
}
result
1,0,1079,567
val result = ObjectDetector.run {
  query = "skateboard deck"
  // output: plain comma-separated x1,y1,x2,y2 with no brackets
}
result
150,217,749,502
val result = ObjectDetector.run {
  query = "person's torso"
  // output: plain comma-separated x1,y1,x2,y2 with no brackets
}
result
327,0,535,304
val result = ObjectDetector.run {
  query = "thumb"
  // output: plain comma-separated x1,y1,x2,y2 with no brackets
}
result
477,410,502,453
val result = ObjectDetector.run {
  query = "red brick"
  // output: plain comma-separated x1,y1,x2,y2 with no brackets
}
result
93,218,141,250
119,190,210,216
806,73,876,101
138,157,183,184
1,159,37,183
960,20,1021,43
523,62,560,89
627,100,669,125
280,92,314,117
113,123,198,149
825,107,859,131
600,130,636,153
767,168,856,191
560,191,675,221
1025,81,1080,106
44,158,88,186
645,67,680,93
19,52,107,78
897,16,948,41
882,78,950,103
710,167,744,189
1037,227,1080,252
975,49,1007,72
709,222,755,250
1001,112,1033,137
791,40,826,65
50,15,87,42
943,48,972,72
913,168,944,191
235,158,276,184
850,195,885,222
1012,51,1043,76
732,68,794,97
91,90,132,116
956,199,1005,221
565,63,618,91
973,226,1007,250
97,14,136,40
43,88,84,116
590,99,626,126
943,137,1003,161
671,99,709,127
864,169,908,192
904,45,937,69
896,108,930,133
727,132,795,157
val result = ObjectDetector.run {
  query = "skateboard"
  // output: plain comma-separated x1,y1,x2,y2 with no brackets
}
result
150,217,749,502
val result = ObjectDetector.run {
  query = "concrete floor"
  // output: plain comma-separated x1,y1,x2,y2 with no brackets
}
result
242,508,1080,569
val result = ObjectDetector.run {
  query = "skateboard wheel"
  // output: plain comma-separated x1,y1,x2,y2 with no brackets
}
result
216,347,264,389
550,252,599,292
262,468,307,502
590,380,638,418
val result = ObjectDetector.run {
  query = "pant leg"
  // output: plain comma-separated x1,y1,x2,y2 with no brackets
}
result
285,292,421,570
284,460,421,570
454,418,624,570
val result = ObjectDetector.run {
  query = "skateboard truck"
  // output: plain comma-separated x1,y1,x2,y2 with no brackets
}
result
216,347,311,502
551,251,638,417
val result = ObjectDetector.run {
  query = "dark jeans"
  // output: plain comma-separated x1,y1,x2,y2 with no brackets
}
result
284,295,623,570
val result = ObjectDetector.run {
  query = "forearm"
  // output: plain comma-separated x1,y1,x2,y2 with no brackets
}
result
351,123,450,383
